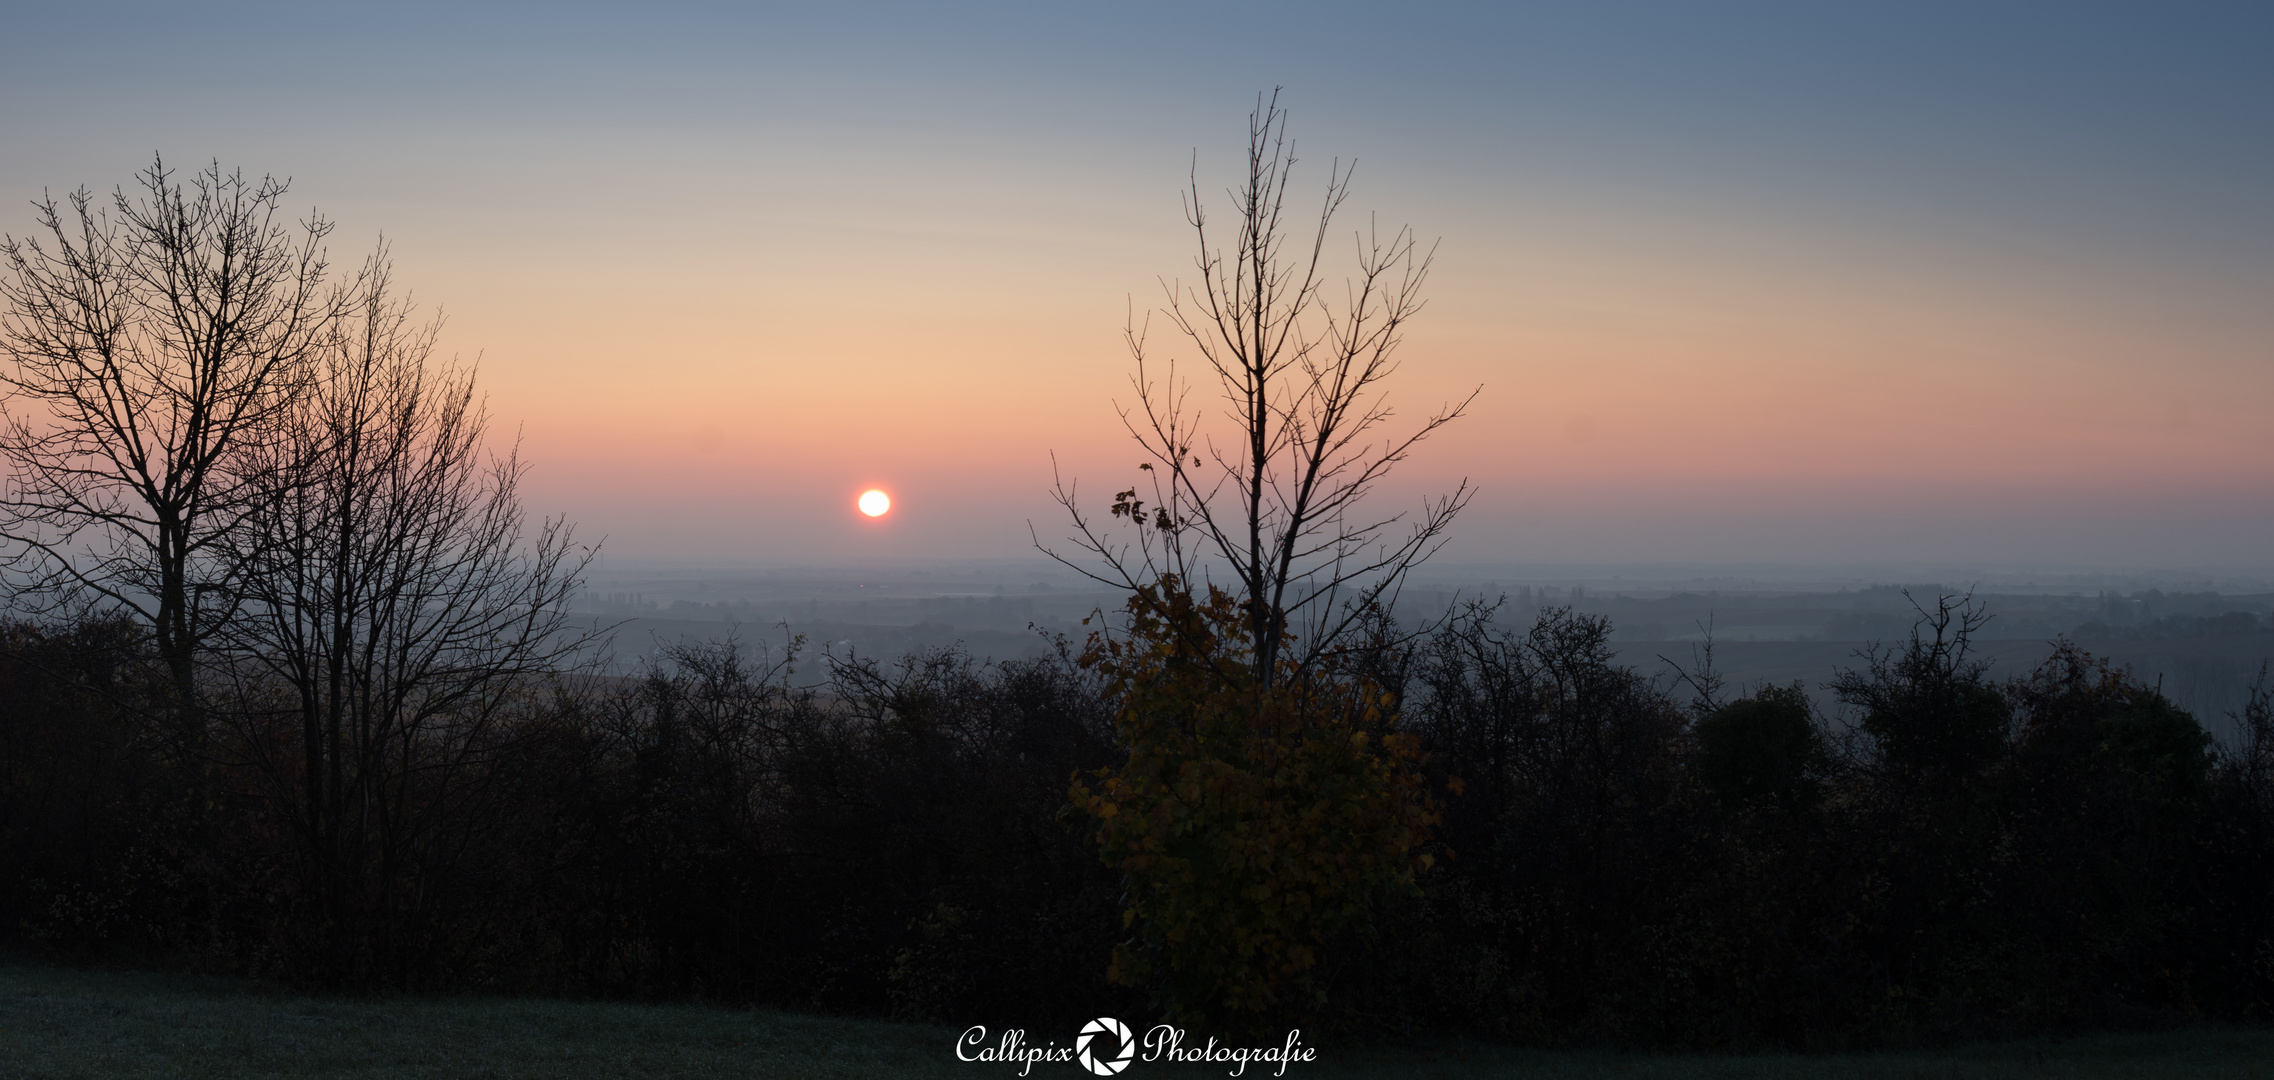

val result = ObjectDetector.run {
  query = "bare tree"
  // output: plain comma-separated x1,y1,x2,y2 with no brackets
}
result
217,258,594,981
1042,91,1477,683
2,157,593,980
0,157,354,714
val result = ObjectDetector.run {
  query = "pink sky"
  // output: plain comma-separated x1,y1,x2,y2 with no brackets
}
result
413,159,2269,569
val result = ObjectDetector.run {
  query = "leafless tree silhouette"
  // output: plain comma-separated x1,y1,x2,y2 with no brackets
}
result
2,161,594,976
1041,91,1477,683
0,157,357,715
216,257,593,979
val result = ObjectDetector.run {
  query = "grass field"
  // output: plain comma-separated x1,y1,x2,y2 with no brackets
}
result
4,959,2272,1079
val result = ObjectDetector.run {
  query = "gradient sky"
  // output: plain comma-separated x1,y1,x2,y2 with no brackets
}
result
3,2,2269,572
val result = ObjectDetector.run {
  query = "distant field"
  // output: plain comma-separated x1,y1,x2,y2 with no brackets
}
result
5,960,2271,1079
562,573,2274,733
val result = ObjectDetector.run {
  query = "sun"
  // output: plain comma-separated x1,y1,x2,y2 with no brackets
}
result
857,489,891,517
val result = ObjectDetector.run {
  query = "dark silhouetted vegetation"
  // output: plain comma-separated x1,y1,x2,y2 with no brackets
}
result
6,594,2271,1048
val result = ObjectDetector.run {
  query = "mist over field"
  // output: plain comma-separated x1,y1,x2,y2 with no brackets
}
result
569,557,2274,741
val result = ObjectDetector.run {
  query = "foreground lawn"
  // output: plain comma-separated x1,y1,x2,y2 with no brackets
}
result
3,959,2271,1079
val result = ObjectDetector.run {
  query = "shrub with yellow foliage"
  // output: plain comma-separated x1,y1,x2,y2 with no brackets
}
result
1070,578,1438,1028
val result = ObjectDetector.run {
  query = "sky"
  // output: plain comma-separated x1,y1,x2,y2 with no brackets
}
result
2,1,2269,575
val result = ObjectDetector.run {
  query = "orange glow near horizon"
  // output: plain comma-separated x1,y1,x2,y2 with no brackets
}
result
359,102,2274,570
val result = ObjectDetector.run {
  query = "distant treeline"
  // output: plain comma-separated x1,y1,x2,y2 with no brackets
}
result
1396,585,2271,641
3,596,2269,1047
578,584,2274,652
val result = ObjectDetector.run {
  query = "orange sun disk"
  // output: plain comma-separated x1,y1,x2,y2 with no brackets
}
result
858,489,891,517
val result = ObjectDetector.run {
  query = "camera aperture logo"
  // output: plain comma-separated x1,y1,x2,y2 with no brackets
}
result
957,1018,1316,1077
1076,1017,1135,1075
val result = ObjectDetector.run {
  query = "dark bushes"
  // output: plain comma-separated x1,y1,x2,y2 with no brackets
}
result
1388,604,1701,1043
1695,683,1824,813
1,623,1127,1022
456,635,1130,1022
0,617,187,956
3,599,2271,1046
558,636,1125,1019
1369,596,2274,1045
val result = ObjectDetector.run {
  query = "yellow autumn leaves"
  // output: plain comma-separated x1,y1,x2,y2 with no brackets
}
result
1070,579,1438,1028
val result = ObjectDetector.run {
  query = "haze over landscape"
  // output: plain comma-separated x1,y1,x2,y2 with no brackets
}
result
5,2,2267,575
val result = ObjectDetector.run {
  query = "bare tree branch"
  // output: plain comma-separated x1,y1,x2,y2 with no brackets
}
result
1040,91,1479,684
0,155,361,724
